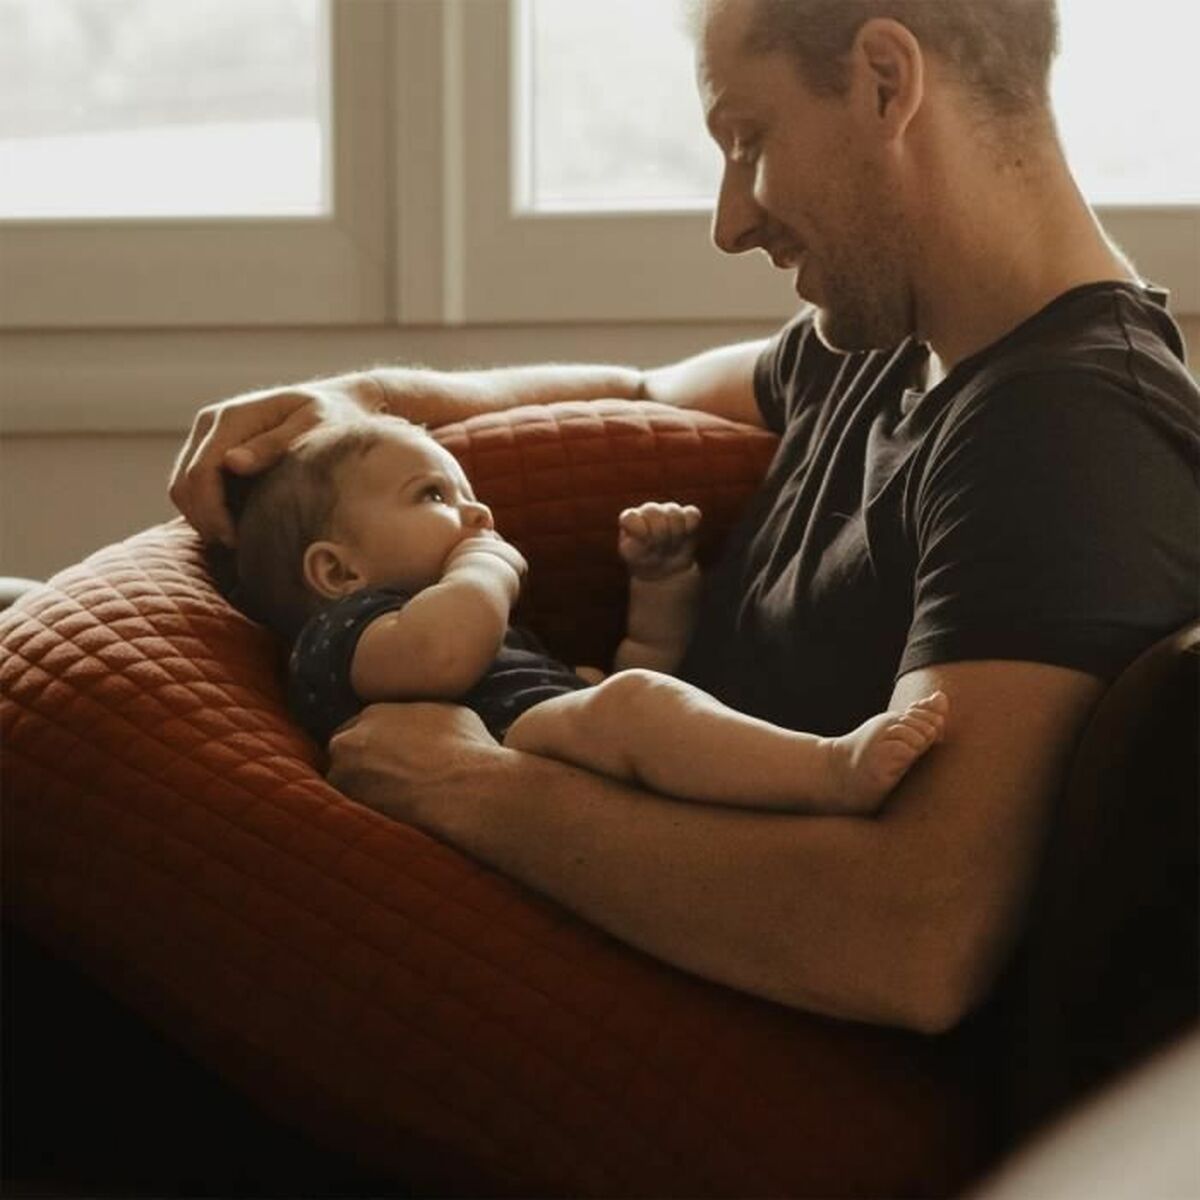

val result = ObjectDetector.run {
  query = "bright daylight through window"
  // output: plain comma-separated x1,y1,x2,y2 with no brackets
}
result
0,0,326,219
521,0,1200,213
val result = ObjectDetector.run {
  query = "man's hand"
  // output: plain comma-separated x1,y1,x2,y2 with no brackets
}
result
169,376,381,546
327,702,503,832
618,502,702,581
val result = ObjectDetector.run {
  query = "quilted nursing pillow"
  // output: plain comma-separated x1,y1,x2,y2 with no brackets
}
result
1,401,981,1198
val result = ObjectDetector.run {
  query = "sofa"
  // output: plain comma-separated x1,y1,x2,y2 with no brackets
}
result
3,400,1195,1197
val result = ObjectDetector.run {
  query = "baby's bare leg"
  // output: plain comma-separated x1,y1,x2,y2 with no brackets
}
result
824,691,950,813
503,670,947,814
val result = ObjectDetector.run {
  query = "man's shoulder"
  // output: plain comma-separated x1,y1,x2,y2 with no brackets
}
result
965,281,1195,403
930,283,1198,459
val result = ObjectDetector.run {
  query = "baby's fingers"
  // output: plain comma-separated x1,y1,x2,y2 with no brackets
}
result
618,508,651,541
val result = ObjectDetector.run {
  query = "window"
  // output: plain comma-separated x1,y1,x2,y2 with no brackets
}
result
1,0,327,219
2,0,1196,330
519,0,1198,212
459,0,1197,320
0,0,391,327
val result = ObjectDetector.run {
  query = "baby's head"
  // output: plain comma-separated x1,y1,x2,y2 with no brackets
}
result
231,415,493,639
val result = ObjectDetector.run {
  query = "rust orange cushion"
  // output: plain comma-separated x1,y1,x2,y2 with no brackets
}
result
2,401,980,1197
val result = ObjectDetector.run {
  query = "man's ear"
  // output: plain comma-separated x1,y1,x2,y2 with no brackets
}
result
849,17,924,139
303,540,364,599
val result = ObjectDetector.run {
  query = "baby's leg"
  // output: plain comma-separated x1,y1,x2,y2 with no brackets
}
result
503,670,947,814
824,691,950,813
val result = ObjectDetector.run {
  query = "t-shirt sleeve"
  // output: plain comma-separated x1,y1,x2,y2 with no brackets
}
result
288,587,410,743
899,371,1200,682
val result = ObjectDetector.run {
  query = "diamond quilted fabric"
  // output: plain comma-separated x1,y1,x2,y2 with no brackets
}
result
1,401,980,1197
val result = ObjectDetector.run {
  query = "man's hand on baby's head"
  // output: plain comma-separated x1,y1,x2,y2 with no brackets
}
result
618,502,702,581
169,376,382,547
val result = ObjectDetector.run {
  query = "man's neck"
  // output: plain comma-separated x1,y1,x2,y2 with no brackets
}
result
910,146,1138,370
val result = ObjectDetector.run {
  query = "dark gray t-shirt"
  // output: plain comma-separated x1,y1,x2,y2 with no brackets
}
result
680,282,1200,737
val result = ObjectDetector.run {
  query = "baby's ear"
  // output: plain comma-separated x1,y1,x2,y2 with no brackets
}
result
303,540,363,599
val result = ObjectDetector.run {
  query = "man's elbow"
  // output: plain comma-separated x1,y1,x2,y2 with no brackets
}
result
901,982,975,1036
766,921,994,1034
897,920,1009,1035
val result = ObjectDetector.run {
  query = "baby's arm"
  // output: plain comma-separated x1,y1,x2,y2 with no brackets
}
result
614,502,702,675
349,534,526,702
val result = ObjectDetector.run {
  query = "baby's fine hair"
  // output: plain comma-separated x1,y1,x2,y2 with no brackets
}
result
229,415,414,641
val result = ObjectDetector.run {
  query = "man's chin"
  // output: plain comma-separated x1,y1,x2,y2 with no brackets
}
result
812,304,907,356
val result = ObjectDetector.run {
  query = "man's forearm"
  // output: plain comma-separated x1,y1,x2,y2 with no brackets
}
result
380,741,942,1030
366,364,644,428
362,341,772,429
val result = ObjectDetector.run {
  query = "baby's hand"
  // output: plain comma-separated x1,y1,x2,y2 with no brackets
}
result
443,531,529,583
618,502,701,581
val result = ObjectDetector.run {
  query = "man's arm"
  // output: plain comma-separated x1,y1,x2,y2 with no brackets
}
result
170,341,767,546
328,658,1103,1032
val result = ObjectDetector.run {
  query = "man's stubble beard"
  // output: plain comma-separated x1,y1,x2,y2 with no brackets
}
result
811,167,916,355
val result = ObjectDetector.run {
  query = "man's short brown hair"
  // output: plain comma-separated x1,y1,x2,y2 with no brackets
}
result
740,0,1059,120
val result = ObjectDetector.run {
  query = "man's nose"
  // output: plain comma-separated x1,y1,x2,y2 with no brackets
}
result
711,164,763,255
461,499,494,529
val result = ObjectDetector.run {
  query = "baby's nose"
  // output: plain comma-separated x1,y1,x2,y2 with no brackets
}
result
462,500,494,529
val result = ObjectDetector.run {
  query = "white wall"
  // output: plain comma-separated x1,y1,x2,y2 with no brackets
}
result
3,315,1197,583
0,319,776,580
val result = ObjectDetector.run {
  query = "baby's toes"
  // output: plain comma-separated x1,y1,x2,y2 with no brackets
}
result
904,703,946,740
911,690,949,717
884,720,931,753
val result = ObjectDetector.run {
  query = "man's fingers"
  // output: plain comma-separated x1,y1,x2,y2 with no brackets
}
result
173,396,322,546
172,419,238,546
224,405,321,474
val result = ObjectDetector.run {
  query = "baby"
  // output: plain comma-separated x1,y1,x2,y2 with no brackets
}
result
231,414,947,815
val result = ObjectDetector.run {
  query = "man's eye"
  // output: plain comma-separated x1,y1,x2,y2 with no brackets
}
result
730,133,761,165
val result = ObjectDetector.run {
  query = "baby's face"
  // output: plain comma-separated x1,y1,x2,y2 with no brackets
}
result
329,428,496,594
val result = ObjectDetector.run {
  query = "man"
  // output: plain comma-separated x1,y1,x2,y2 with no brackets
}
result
171,0,1199,1032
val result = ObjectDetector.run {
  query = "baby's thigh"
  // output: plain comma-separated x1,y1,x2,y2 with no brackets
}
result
502,689,595,757
505,670,691,778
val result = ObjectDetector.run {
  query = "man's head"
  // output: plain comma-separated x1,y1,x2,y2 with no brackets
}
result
233,416,494,640
690,0,1060,352
733,1,1058,119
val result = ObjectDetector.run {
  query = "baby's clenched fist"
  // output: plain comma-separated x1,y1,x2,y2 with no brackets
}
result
618,502,702,581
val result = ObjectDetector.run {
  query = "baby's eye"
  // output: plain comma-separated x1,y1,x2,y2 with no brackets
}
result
419,484,448,503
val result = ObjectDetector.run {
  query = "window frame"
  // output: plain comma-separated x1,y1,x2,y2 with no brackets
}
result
2,0,1196,333
0,0,394,329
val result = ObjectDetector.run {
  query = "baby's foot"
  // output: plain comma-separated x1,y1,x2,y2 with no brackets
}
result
824,691,949,814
